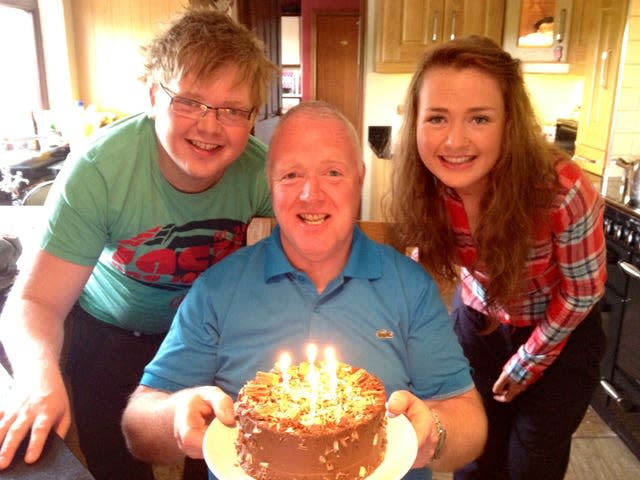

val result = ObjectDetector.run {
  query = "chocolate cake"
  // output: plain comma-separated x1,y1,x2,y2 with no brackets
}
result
235,360,387,480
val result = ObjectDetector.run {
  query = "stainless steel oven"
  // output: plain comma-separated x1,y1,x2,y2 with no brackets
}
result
592,201,640,459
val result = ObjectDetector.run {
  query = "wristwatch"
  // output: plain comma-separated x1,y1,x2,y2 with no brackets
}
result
428,409,446,463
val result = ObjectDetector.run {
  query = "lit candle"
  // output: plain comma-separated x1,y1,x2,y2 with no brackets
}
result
308,366,318,421
324,346,338,400
278,352,291,390
306,343,319,422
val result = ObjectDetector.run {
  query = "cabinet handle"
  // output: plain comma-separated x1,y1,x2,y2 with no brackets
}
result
573,155,597,164
600,49,611,89
556,8,567,43
432,11,440,42
450,11,457,40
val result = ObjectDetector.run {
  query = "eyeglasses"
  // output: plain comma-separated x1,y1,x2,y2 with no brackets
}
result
159,83,254,126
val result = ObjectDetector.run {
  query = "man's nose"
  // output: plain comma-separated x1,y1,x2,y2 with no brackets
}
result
197,109,223,132
300,176,321,201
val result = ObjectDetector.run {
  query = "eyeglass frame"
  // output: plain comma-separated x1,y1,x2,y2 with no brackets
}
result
158,83,255,126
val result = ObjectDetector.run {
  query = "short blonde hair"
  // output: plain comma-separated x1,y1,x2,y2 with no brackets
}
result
267,101,364,179
140,7,278,108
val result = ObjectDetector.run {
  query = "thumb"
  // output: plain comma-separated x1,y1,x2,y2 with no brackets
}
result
203,388,236,426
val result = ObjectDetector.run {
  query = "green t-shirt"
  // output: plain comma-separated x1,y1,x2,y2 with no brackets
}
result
42,113,272,334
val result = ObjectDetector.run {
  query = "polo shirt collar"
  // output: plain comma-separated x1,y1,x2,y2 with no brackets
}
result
263,225,382,282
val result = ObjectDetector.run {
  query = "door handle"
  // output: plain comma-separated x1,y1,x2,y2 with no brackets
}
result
600,379,635,412
619,260,640,279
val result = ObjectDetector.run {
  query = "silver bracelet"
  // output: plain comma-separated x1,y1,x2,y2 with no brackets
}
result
427,408,446,463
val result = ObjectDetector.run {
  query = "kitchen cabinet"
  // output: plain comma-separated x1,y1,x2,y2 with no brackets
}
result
374,0,506,73
567,0,596,75
573,0,628,175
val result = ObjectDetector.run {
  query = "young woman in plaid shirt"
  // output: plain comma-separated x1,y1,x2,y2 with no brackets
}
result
388,36,606,480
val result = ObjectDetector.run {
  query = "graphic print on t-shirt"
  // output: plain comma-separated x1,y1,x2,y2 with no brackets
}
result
111,218,247,290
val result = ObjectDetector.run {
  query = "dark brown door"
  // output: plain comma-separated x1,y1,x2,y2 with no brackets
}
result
313,11,361,136
236,0,282,144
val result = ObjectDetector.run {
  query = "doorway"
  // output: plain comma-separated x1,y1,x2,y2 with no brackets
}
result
312,10,362,137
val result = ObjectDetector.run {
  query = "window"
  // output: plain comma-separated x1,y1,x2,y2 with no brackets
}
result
0,0,48,140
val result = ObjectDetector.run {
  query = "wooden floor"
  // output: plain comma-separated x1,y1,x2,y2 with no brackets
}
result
432,406,640,480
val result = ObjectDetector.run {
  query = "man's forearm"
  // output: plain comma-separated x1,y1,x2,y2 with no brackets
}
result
122,387,185,465
425,388,487,471
0,299,65,380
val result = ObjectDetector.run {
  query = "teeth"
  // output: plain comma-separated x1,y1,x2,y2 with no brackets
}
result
442,155,473,164
300,214,327,224
190,139,219,151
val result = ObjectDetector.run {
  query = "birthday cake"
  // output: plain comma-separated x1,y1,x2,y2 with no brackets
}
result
235,358,387,480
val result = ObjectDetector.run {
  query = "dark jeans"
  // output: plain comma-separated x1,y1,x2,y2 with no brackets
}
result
64,306,210,480
450,288,605,480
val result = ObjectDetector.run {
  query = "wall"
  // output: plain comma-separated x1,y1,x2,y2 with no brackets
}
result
611,0,640,158
67,0,185,116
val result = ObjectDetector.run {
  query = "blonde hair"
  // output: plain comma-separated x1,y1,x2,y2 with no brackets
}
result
386,36,563,314
140,7,278,108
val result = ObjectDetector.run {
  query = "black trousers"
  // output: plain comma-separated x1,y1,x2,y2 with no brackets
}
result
450,288,605,480
64,305,208,480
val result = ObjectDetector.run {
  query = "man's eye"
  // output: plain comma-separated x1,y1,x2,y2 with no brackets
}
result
223,108,243,117
282,172,299,180
175,97,200,109
327,169,341,177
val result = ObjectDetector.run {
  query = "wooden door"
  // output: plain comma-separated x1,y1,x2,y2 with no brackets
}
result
313,11,361,136
236,0,282,144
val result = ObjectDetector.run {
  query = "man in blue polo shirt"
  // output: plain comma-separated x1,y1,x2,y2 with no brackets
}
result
121,101,487,480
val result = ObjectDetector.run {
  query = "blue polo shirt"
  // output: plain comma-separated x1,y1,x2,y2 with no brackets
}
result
141,225,473,480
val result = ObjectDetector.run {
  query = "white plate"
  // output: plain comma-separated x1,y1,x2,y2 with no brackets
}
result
202,414,418,480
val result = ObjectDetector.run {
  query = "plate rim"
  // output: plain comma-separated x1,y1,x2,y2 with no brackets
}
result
202,412,418,480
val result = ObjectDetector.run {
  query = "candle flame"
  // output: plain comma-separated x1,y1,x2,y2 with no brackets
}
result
306,343,318,365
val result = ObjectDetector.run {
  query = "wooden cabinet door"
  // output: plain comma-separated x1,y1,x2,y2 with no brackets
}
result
574,0,628,175
375,0,505,73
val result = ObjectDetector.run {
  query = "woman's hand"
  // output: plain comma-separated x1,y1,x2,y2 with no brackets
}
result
492,371,527,403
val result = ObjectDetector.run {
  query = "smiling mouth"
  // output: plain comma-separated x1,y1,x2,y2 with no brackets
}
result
299,213,327,225
440,155,475,165
190,139,220,151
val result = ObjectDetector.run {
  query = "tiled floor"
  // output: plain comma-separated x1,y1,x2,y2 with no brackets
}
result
432,406,640,480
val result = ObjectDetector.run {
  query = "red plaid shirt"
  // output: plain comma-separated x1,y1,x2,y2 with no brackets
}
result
445,160,606,385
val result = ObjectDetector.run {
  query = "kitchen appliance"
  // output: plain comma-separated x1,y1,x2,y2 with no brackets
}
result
591,201,640,460
554,118,578,155
502,0,574,72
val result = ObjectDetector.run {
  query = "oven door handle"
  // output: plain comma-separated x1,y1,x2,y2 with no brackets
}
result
600,379,635,412
618,260,640,279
